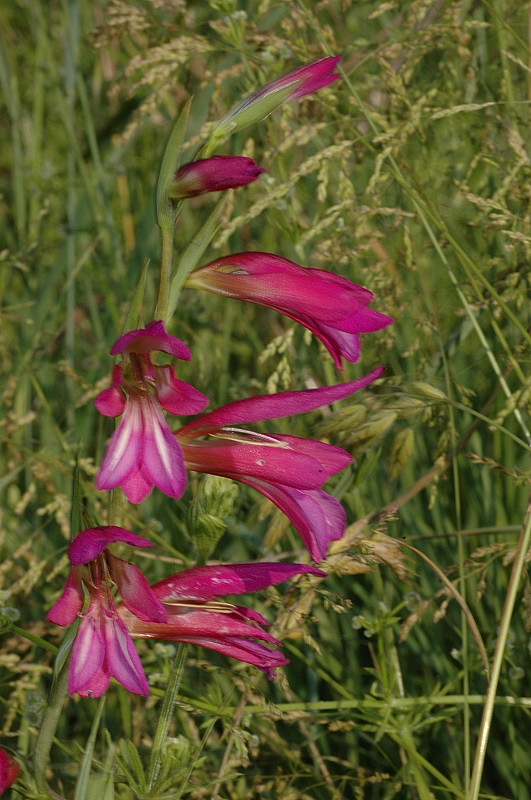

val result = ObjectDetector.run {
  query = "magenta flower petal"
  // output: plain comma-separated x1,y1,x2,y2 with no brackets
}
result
96,394,187,503
154,365,209,416
96,396,144,491
193,636,289,678
0,747,20,794
95,365,126,417
111,320,192,360
46,570,83,625
68,526,154,566
271,434,352,474
172,156,266,199
70,608,149,698
179,367,384,435
138,396,187,500
109,555,167,623
69,610,107,697
182,438,347,490
121,467,154,505
152,562,325,604
237,478,346,562
103,615,150,697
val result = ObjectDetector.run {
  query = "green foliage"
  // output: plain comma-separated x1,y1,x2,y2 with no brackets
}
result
1,0,530,799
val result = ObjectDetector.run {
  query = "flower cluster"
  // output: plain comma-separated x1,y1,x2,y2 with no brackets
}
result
46,56,393,700
48,527,323,697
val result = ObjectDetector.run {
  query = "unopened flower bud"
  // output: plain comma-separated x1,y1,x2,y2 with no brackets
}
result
171,155,265,199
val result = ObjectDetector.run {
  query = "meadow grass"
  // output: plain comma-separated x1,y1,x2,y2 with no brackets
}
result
0,1,530,798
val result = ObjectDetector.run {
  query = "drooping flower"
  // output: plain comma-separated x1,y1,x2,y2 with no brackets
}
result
171,156,265,199
47,527,167,698
210,57,342,141
95,320,209,503
186,253,393,368
177,367,385,561
0,747,19,796
119,561,325,678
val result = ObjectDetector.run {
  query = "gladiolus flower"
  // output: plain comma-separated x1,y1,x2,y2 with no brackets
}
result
95,320,209,503
0,748,19,796
47,527,167,698
210,57,342,142
177,367,385,561
247,56,342,103
186,253,393,368
119,561,325,678
171,156,265,199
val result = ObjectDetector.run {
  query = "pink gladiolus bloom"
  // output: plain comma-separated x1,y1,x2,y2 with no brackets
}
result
186,253,393,368
47,527,167,698
177,367,385,561
171,156,265,199
119,561,325,678
95,320,209,503
0,748,19,796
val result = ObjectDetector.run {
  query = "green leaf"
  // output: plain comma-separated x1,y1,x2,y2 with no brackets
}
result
156,98,192,228
71,451,83,539
121,257,150,334
73,696,106,800
167,192,228,319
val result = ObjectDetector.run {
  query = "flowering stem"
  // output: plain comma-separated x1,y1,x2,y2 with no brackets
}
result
33,660,70,797
108,487,129,527
146,643,188,790
155,218,175,323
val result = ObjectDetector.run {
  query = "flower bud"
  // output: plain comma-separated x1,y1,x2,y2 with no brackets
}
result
171,155,265,199
206,56,341,151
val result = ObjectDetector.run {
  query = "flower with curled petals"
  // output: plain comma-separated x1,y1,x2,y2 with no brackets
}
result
186,253,393,368
177,367,384,562
119,561,325,678
95,320,209,503
47,527,167,698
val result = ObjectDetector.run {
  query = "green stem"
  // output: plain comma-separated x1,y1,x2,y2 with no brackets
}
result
397,727,435,800
108,487,129,527
33,660,70,796
155,219,175,323
467,492,531,800
147,643,188,790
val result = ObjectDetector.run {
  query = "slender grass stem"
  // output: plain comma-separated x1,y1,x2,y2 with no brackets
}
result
467,493,531,800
